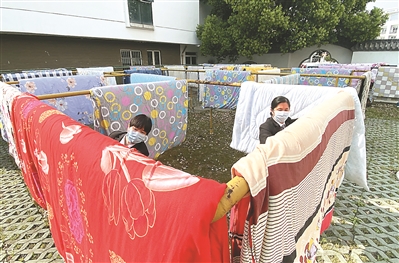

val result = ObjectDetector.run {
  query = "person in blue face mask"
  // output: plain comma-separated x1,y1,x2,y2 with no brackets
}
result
109,114,152,156
259,96,297,144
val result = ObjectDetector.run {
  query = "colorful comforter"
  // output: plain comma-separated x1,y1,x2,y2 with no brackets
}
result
203,70,251,109
291,68,353,87
90,79,188,159
9,92,229,263
19,75,104,125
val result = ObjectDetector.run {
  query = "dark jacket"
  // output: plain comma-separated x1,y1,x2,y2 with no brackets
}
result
259,117,297,144
109,131,150,157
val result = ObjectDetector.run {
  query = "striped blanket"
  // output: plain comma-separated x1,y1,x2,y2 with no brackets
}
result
230,90,355,262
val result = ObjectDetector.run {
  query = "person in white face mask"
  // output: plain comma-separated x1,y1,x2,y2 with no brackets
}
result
109,114,153,156
259,96,297,144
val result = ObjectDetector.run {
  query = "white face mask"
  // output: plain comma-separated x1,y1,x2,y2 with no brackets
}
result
273,111,290,124
126,130,147,144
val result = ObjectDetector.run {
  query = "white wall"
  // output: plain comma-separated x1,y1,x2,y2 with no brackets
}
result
288,44,353,67
352,51,399,65
0,0,201,45
195,44,353,68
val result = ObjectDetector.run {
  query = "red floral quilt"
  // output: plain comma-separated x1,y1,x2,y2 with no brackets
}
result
11,93,229,263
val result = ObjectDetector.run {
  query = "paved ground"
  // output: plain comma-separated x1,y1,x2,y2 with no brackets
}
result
0,111,398,262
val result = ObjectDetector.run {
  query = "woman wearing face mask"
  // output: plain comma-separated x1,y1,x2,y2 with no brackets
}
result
259,96,297,144
109,114,152,156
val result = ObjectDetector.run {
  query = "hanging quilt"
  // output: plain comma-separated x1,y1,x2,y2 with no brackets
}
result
19,75,105,125
90,79,188,159
291,68,353,87
1,69,73,89
10,93,229,263
76,66,117,86
230,90,355,263
203,70,251,109
373,66,399,103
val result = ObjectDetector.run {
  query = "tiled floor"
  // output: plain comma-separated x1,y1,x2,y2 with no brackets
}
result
317,118,399,263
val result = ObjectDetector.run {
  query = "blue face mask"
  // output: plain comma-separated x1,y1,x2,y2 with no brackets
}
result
273,111,290,124
126,130,147,144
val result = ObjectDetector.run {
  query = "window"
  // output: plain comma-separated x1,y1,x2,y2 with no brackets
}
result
127,0,153,25
390,25,398,34
185,52,197,65
380,28,386,34
147,50,161,65
389,13,398,21
120,49,142,66
388,35,397,39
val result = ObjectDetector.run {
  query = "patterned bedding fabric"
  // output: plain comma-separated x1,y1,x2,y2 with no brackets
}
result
1,69,73,88
90,80,188,159
9,93,229,263
19,75,105,125
307,63,373,87
0,83,23,166
301,63,379,102
291,68,353,87
202,70,252,109
372,67,399,103
123,69,163,84
230,90,355,263
76,66,117,86
230,82,368,190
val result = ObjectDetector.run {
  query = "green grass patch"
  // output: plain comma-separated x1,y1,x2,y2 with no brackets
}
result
365,103,399,120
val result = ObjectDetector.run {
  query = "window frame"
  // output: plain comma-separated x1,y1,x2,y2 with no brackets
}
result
147,50,162,66
390,25,398,34
120,49,143,67
126,0,154,28
185,52,197,65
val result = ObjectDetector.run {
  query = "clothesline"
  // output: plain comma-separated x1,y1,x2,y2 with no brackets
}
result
4,72,365,86
33,79,241,100
0,79,250,224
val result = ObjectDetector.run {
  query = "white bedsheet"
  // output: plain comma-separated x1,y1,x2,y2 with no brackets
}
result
230,81,368,190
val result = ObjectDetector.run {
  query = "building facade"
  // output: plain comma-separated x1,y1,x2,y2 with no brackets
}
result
378,8,399,40
0,0,207,71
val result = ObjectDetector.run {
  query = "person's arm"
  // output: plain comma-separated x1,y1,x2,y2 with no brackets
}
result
259,123,274,144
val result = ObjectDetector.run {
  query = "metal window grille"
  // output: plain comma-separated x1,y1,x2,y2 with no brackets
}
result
120,50,142,66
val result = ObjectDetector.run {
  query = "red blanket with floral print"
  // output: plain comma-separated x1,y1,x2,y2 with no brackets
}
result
11,94,229,263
